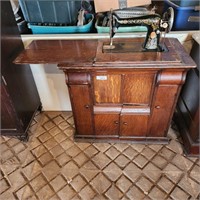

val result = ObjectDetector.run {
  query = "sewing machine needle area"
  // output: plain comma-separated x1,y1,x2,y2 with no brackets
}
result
102,41,168,53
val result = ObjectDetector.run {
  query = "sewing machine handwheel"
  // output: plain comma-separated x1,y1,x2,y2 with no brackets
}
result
165,7,174,32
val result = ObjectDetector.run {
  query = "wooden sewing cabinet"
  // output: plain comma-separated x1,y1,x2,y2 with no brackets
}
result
15,38,196,143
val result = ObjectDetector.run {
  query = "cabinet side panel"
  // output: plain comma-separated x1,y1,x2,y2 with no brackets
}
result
123,73,155,105
178,69,199,140
69,85,94,135
149,85,179,137
1,84,18,130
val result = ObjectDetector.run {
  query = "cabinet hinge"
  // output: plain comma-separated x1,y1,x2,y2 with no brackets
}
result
2,76,7,86
92,58,96,66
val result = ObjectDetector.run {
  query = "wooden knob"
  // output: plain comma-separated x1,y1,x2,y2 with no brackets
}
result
114,121,119,125
123,122,128,125
84,105,90,109
155,105,160,109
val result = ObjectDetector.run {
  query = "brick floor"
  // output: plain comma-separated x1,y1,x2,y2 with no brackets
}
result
0,111,199,200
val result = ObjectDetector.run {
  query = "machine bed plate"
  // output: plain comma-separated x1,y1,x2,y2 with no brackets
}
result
103,42,168,53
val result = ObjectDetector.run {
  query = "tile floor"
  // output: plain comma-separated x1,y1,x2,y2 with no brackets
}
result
0,111,199,200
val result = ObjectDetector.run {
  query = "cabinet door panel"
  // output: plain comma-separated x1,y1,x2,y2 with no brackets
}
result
69,85,93,135
93,74,121,103
123,73,155,105
120,115,148,136
149,85,179,137
94,114,119,136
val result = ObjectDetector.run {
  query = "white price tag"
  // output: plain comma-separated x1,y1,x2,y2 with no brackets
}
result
96,76,107,80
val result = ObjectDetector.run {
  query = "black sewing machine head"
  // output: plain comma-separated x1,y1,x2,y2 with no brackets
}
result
103,7,174,52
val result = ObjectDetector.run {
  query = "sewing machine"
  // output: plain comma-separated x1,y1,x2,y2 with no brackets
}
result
103,7,174,52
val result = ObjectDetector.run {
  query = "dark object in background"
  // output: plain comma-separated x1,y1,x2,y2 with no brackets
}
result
10,0,31,34
174,33,199,156
1,1,41,141
164,0,199,30
170,0,199,7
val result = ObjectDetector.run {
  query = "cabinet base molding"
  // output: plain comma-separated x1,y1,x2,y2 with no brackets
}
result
74,135,169,144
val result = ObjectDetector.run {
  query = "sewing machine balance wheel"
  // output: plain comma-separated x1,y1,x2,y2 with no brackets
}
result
164,7,174,33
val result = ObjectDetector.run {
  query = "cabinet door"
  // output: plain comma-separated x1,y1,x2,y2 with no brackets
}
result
94,114,119,136
120,115,149,137
149,85,179,137
123,73,155,105
93,74,121,104
69,85,93,136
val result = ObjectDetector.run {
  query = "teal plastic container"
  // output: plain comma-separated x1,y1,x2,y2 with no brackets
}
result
95,17,147,33
28,14,94,34
19,0,81,25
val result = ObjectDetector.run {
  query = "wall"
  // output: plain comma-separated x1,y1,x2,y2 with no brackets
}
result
21,32,198,111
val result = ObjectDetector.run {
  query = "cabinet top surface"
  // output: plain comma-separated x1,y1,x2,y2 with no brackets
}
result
14,38,196,69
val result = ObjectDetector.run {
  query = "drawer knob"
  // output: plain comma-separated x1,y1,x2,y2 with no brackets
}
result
123,122,128,125
155,105,160,109
114,121,119,125
84,105,90,109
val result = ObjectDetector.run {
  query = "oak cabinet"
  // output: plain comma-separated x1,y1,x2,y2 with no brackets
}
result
14,38,196,143
65,69,185,143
